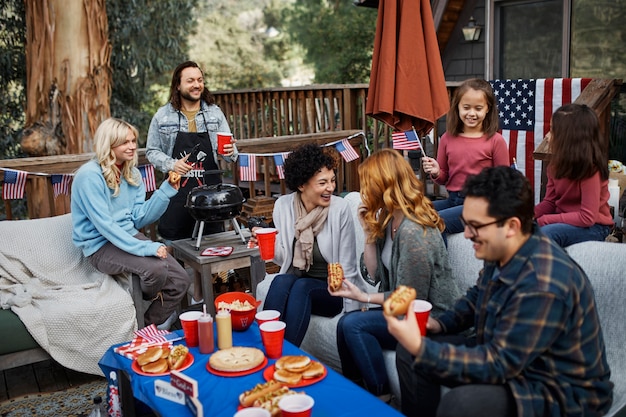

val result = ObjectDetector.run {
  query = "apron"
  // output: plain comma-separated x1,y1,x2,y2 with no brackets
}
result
158,112,224,240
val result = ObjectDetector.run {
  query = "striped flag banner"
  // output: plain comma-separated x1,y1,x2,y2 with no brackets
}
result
335,139,360,162
138,164,157,192
2,169,28,200
490,78,591,202
51,174,73,198
273,152,290,180
392,129,422,151
239,154,257,182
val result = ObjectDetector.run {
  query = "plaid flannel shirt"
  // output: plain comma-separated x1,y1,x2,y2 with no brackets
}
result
417,227,613,417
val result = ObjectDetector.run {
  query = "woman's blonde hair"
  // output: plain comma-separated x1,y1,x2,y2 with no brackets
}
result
358,149,444,243
94,118,140,196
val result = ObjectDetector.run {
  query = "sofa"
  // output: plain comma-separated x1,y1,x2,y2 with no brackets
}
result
0,214,139,375
257,192,626,417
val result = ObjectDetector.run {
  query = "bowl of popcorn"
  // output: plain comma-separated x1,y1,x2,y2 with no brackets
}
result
214,291,260,331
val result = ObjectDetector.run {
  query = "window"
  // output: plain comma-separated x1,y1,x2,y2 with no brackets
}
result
491,0,567,79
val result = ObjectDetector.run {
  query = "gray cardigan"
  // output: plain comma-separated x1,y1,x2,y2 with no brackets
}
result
367,218,462,316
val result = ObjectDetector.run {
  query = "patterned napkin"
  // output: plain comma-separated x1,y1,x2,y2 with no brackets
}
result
114,324,182,360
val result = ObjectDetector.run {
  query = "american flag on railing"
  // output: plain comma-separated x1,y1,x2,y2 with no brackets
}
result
138,164,157,192
273,152,290,180
51,174,73,198
2,169,27,200
239,154,257,182
335,139,360,162
490,78,591,201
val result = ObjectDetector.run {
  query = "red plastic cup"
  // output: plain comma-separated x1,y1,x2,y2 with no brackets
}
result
259,320,286,359
413,300,432,336
255,228,277,261
255,309,280,326
233,407,271,417
179,311,203,347
216,132,233,155
278,394,315,417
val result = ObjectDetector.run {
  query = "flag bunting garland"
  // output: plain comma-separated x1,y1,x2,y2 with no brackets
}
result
138,164,157,192
2,169,28,200
236,131,367,182
51,174,74,198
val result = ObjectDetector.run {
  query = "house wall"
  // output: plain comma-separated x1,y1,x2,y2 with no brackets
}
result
440,5,486,81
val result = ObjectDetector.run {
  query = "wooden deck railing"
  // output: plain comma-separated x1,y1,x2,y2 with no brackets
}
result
1,79,622,221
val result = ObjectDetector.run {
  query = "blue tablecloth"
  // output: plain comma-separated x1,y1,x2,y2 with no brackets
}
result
99,323,403,417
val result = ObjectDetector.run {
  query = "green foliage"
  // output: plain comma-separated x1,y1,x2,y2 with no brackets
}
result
107,0,200,143
0,0,26,160
284,0,377,83
188,0,287,90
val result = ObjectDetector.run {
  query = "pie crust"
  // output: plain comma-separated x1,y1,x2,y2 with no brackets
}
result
209,347,265,372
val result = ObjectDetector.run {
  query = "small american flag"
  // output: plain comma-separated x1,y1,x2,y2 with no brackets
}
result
113,324,182,359
2,169,27,200
138,164,157,192
335,139,360,162
273,152,290,180
239,154,257,182
490,78,591,201
51,174,73,198
392,130,422,151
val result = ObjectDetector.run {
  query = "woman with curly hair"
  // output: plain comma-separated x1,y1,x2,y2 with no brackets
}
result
250,143,367,346
71,118,190,329
331,149,461,400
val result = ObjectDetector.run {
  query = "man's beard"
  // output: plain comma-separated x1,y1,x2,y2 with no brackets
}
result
180,90,201,102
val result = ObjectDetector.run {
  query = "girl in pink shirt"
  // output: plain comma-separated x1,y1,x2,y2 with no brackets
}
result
422,79,509,239
534,103,613,247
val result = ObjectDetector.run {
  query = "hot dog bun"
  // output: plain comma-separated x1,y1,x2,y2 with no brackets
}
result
239,380,282,407
167,345,189,370
327,263,344,292
168,171,181,185
383,285,417,316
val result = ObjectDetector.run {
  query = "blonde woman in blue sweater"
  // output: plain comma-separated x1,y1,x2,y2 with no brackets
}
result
71,118,191,329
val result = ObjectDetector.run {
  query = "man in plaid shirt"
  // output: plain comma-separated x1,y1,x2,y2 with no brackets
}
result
386,166,613,417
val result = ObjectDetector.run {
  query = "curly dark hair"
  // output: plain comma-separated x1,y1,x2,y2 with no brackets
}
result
283,143,338,191
463,166,534,234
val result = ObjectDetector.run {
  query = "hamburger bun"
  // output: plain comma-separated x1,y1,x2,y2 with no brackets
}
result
141,357,168,374
136,347,163,366
275,355,311,372
302,361,325,379
273,368,302,385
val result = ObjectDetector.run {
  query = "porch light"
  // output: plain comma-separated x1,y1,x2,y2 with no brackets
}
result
462,17,482,42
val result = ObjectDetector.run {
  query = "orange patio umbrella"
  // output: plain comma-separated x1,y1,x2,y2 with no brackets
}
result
366,0,450,136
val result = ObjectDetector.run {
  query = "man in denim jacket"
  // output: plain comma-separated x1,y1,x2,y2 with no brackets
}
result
147,61,239,303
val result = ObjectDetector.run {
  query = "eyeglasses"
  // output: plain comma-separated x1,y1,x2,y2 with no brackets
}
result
459,215,508,238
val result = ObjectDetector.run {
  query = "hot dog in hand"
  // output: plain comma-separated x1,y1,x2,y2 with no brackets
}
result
383,285,417,316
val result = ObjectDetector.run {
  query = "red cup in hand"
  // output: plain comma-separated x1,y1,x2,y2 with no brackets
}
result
413,300,432,336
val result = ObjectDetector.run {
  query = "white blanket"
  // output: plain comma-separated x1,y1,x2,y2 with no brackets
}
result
0,214,136,375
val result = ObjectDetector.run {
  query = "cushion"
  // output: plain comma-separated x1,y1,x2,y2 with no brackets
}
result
0,309,39,355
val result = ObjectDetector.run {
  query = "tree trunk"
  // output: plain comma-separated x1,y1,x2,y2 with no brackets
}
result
22,0,111,156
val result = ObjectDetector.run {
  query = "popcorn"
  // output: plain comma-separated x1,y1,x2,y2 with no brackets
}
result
218,299,255,311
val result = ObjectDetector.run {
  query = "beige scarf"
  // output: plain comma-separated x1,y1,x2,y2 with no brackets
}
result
292,192,329,271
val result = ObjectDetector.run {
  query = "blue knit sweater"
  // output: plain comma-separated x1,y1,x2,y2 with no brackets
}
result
71,160,177,257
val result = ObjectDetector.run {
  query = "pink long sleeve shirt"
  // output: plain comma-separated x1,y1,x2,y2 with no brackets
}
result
433,132,509,192
534,171,613,227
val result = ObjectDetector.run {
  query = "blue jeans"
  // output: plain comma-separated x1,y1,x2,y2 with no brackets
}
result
336,308,397,396
432,191,465,242
539,223,611,247
264,274,342,347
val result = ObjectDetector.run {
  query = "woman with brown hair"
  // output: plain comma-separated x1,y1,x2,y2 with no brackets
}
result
331,149,461,399
534,103,613,246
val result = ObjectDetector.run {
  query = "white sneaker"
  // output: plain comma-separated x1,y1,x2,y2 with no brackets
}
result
190,297,204,306
156,311,178,331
